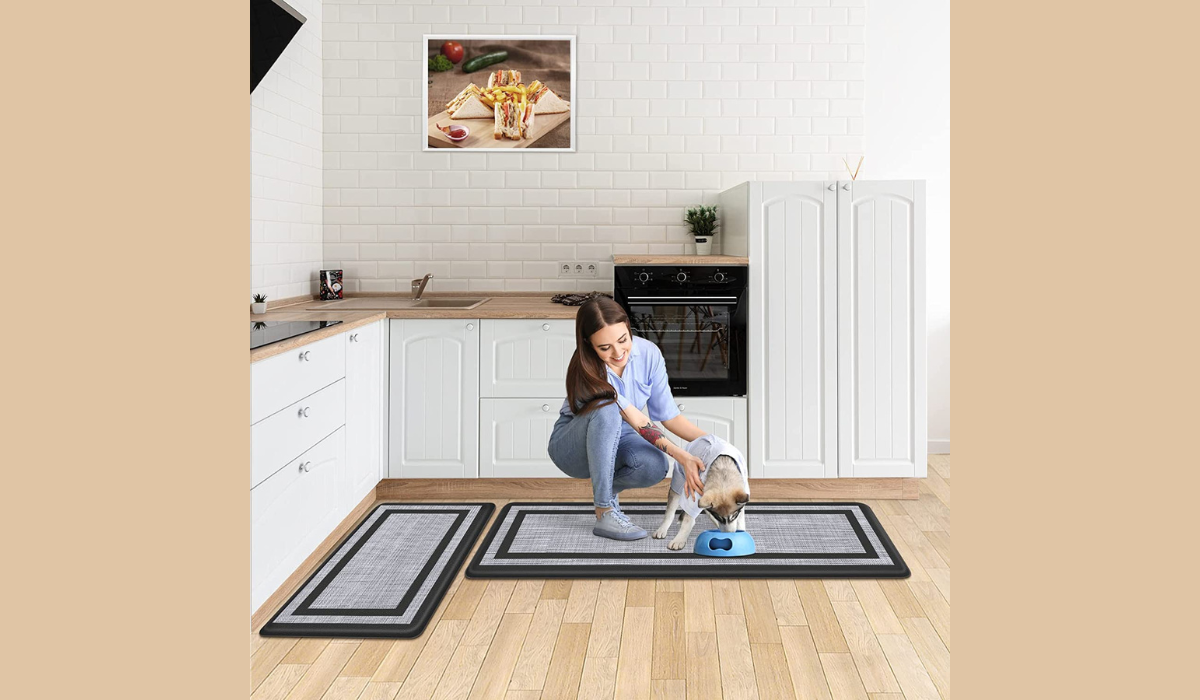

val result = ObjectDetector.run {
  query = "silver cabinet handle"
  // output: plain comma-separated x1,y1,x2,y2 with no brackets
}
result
300,350,311,361
677,404,686,412
302,462,312,473
298,406,311,418
827,184,835,191
842,183,851,191
542,404,550,412
350,333,358,342
542,323,550,331
466,323,475,331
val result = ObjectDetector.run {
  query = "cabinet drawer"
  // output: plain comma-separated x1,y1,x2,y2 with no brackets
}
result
479,398,568,478
252,333,346,424
251,428,345,612
252,379,346,488
480,319,575,397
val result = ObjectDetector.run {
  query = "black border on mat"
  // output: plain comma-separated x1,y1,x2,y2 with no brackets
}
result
259,502,496,638
465,502,909,579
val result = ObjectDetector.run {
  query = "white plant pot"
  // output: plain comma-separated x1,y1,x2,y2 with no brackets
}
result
251,302,267,314
694,237,713,256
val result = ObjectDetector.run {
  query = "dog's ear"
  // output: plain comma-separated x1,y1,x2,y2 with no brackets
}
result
734,490,750,505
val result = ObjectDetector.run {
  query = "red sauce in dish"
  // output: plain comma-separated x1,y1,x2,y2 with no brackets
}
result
449,127,466,138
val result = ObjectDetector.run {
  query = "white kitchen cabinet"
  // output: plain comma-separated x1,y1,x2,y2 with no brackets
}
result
728,180,925,478
345,321,384,509
251,428,345,611
251,380,346,488
479,398,567,478
838,180,927,477
252,333,345,425
479,319,575,397
390,319,479,478
666,396,747,453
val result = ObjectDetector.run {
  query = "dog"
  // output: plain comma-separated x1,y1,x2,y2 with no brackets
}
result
652,435,750,550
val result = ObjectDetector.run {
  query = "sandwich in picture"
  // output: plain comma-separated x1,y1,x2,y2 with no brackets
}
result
494,98,534,140
486,69,522,88
446,84,492,119
526,80,570,114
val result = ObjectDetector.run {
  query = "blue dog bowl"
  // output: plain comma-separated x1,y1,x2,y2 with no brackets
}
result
693,529,756,557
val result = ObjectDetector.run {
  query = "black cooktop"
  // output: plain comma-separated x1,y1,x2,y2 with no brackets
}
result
251,320,343,350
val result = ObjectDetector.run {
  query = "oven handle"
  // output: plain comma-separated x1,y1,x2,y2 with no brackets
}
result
625,296,739,303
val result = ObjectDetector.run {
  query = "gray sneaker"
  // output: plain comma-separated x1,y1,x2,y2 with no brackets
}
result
593,509,648,541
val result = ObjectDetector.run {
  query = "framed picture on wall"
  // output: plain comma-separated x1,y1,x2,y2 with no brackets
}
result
424,35,576,152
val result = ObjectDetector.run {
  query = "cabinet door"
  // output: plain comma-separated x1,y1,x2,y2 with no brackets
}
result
838,181,927,477
665,396,747,450
751,182,839,478
389,319,479,478
251,428,344,612
479,398,567,478
345,321,383,509
479,319,576,397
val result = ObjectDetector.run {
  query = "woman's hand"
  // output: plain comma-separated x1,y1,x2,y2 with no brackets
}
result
674,448,707,499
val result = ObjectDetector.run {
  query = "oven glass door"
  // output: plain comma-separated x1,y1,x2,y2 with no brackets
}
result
626,298,740,394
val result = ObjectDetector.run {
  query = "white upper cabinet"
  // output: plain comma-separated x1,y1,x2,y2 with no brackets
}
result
390,319,480,478
345,321,384,508
838,181,927,477
479,319,576,397
747,181,839,478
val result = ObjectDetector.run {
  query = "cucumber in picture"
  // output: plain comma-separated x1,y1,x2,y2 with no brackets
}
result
461,51,509,74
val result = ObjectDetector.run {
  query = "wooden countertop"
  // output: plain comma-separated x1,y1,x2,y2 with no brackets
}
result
613,255,749,265
250,294,582,363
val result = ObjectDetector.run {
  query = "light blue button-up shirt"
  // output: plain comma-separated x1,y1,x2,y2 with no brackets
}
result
560,335,681,425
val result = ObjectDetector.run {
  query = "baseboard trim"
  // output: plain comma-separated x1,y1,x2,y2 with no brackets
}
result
376,477,918,501
928,439,950,454
251,486,378,633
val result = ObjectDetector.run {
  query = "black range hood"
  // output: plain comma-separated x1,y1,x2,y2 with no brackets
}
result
251,0,306,92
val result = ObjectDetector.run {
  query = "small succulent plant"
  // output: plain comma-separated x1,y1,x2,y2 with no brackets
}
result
685,205,719,239
253,293,268,303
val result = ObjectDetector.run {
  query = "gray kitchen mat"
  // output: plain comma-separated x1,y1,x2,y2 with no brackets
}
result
260,503,494,638
467,502,908,578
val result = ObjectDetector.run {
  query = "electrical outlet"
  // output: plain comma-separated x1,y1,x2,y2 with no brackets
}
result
558,261,599,278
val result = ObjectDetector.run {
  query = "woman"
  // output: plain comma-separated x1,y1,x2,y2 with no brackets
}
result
548,297,709,541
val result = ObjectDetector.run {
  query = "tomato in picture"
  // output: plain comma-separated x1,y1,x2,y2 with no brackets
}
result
441,41,464,64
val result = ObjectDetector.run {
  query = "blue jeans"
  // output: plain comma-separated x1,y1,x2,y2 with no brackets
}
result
547,402,670,508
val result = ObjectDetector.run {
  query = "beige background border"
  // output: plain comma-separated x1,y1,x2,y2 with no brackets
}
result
6,1,1197,698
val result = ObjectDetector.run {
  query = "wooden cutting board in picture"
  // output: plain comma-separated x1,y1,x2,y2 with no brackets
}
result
428,74,572,149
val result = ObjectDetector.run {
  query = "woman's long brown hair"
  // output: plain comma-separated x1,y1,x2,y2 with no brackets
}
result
565,297,630,416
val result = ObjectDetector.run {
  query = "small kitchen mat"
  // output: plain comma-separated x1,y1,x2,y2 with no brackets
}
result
260,503,495,638
466,502,908,579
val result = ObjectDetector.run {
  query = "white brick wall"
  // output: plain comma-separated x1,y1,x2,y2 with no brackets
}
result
323,0,865,294
252,0,323,302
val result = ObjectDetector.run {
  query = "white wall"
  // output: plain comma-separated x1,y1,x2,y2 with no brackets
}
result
865,0,950,452
322,0,867,294
251,0,324,302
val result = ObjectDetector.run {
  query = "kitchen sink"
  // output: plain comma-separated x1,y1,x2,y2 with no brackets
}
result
305,297,488,310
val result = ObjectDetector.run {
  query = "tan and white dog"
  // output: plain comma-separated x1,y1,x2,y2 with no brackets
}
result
652,435,750,550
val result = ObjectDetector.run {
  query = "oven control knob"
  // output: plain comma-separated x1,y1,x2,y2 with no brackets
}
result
636,271,651,283
675,271,689,283
713,272,727,283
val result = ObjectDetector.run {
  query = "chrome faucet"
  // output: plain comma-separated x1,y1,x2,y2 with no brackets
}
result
411,273,434,300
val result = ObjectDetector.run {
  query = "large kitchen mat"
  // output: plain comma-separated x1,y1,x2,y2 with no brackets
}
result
466,502,908,579
260,503,494,638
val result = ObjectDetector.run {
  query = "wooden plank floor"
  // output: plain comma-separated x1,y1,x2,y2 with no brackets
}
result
251,455,951,699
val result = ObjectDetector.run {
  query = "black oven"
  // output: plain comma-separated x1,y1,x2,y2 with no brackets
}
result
614,265,747,397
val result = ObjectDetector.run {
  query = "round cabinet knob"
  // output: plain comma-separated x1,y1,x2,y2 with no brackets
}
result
298,406,311,418
542,404,550,412
827,184,836,191
302,462,312,473
677,404,686,412
299,350,311,362
675,272,689,283
350,333,358,342
542,323,550,331
842,183,851,191
466,323,475,331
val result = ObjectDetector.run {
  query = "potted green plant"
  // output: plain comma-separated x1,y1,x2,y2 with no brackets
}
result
252,293,268,315
685,205,719,256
